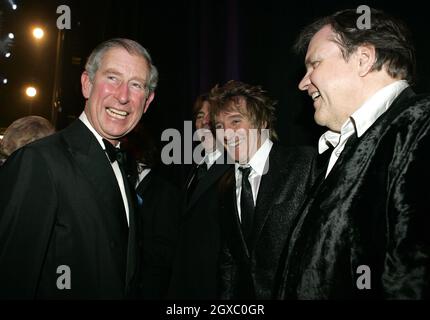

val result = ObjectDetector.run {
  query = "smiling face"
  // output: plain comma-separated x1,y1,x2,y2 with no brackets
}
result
81,47,154,145
195,101,210,130
214,98,264,164
195,101,216,152
298,25,362,132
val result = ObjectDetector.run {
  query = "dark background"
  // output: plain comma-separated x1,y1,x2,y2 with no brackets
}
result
1,0,429,148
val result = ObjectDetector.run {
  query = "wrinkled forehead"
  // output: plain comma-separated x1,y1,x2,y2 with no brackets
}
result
99,47,150,77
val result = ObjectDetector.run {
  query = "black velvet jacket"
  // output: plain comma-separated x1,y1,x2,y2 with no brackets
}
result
278,88,430,299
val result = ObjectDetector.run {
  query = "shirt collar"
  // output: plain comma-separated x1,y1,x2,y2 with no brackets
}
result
79,112,120,150
204,149,222,165
318,80,409,154
236,138,273,176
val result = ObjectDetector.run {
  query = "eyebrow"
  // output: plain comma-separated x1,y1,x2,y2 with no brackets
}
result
225,113,244,119
103,68,122,76
304,56,315,68
103,68,146,83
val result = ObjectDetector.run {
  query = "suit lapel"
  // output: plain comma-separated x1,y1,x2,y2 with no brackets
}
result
136,171,153,196
62,120,129,284
185,163,230,212
63,120,129,235
248,146,285,249
125,180,138,293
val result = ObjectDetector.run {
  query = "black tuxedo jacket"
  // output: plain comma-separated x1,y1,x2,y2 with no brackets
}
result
0,120,140,299
219,145,317,299
168,157,231,299
278,88,430,299
134,170,180,299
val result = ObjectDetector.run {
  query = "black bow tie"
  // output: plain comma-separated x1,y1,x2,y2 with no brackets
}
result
102,139,126,164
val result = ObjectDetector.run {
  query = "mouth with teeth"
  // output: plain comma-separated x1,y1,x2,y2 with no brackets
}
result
311,91,321,101
225,136,246,148
106,107,129,120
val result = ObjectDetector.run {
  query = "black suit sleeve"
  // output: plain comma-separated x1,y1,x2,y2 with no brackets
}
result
137,173,180,299
0,147,57,298
383,127,430,299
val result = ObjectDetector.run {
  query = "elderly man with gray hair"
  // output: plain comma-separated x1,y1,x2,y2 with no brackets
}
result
0,38,158,299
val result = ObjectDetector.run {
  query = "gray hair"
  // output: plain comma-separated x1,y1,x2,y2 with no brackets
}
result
85,38,158,94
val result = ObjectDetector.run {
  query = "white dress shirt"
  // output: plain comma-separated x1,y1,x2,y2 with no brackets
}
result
79,112,129,226
318,80,409,178
235,138,273,221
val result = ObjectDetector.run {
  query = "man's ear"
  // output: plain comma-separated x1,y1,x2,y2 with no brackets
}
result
143,91,155,113
81,71,92,99
357,44,376,77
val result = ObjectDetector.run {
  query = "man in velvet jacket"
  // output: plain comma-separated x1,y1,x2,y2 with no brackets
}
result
0,38,157,299
210,80,317,299
278,8,430,299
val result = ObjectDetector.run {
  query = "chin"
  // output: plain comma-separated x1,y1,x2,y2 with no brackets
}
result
314,114,325,127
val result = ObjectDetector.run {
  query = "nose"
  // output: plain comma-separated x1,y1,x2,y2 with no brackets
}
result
115,82,130,104
203,113,210,126
298,72,311,91
223,126,234,142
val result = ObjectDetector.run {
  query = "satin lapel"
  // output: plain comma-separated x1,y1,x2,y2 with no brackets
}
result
185,163,230,212
62,120,129,236
125,181,138,292
62,121,129,279
248,146,284,249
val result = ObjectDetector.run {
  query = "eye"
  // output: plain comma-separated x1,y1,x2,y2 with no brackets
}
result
311,60,320,68
107,75,118,82
215,123,223,129
130,81,145,90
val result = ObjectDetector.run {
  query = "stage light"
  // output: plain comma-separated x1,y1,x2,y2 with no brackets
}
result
32,27,44,40
5,52,11,58
3,79,8,84
26,86,37,97
8,0,17,10
8,33,14,39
